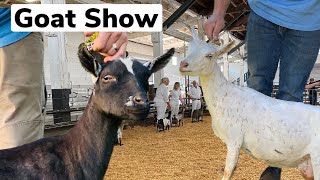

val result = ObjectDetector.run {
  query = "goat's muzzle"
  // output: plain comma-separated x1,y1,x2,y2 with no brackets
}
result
133,96,144,105
125,96,149,114
179,61,192,72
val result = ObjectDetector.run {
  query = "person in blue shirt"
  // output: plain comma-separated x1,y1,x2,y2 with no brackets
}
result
204,0,320,179
0,8,128,150
0,8,44,150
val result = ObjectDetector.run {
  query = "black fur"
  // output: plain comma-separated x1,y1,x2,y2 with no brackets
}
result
154,112,171,132
0,45,174,179
171,115,179,126
144,48,174,73
191,110,199,123
156,119,165,132
132,60,152,93
191,108,203,123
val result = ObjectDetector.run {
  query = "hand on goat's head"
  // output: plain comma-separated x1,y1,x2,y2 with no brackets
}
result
78,43,175,120
179,26,236,76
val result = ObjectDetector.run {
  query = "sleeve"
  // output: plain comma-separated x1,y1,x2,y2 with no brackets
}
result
159,85,169,102
169,90,173,97
163,87,169,102
188,88,194,97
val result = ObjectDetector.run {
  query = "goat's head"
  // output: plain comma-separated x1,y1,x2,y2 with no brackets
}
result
179,26,235,76
78,43,174,120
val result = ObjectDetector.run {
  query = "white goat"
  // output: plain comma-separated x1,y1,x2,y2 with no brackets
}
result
163,118,170,130
179,27,318,180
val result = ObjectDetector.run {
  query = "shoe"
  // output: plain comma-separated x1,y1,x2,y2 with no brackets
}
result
260,166,281,180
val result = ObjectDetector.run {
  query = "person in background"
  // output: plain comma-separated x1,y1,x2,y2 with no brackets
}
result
169,82,184,121
305,78,320,105
154,77,170,123
188,80,202,118
204,0,320,179
0,7,128,150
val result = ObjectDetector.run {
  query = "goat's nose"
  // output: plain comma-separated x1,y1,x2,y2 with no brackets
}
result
179,61,189,72
133,96,144,105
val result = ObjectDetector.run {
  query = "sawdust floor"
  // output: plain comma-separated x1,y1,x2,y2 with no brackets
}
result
105,116,303,180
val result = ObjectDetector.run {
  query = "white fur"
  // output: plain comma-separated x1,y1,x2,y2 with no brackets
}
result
121,57,134,74
117,121,125,145
180,28,318,180
124,96,134,107
163,118,170,128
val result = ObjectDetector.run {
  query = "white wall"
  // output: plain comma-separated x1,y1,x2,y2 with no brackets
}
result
43,33,193,90
43,32,93,87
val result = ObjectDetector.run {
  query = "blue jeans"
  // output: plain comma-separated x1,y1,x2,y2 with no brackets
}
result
246,11,320,102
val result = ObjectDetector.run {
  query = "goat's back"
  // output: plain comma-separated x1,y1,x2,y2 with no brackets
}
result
0,137,73,180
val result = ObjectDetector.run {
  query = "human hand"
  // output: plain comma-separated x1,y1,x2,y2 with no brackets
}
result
204,14,225,41
84,32,128,62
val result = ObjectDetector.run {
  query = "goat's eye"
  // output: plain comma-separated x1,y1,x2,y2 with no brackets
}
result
102,75,116,82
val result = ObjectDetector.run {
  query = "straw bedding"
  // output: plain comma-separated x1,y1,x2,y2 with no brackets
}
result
105,116,302,180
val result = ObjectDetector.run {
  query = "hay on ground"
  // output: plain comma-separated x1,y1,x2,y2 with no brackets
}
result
106,116,302,180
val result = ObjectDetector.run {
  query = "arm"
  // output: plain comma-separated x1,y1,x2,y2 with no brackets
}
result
179,94,184,105
305,81,320,89
160,86,169,103
163,89,170,108
169,90,173,99
204,0,231,40
187,88,193,99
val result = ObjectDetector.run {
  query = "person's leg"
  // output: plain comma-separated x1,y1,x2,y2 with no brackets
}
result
191,100,197,118
246,11,282,97
170,101,177,119
309,95,313,105
196,100,201,110
278,29,320,102
246,11,283,180
174,103,180,117
0,32,45,149
312,95,317,105
155,102,167,120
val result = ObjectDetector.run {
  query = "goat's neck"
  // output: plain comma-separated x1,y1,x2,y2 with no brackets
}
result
200,61,229,99
65,96,119,179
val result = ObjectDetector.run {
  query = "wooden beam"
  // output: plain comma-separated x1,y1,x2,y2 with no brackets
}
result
230,0,237,7
164,0,198,17
167,17,200,30
128,32,150,39
164,29,193,42
163,0,196,30
230,26,246,32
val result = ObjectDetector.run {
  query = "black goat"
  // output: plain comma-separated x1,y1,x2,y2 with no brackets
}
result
0,43,174,180
191,105,204,123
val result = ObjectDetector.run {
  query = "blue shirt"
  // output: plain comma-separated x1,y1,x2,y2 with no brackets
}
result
0,8,30,48
248,0,320,31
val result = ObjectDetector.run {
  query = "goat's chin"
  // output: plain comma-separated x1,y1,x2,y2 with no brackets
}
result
126,112,149,121
179,69,200,77
124,104,150,121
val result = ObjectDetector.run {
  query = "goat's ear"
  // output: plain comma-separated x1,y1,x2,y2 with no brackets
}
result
208,41,236,58
78,43,103,77
144,48,175,73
